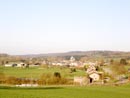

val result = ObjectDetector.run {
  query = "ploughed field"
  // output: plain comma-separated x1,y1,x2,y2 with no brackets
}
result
0,85,130,98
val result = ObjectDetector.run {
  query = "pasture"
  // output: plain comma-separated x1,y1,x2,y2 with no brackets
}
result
0,66,130,98
0,85,130,98
0,66,86,78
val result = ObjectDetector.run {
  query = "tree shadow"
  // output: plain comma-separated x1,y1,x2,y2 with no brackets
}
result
0,86,64,90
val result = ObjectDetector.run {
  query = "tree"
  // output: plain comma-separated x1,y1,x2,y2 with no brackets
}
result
100,59,105,66
54,72,61,78
110,59,114,64
120,59,127,65
111,64,127,75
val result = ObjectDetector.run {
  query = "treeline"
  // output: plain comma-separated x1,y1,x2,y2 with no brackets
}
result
0,72,71,85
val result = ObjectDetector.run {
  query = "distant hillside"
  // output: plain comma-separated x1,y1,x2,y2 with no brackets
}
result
17,51,130,58
0,53,9,57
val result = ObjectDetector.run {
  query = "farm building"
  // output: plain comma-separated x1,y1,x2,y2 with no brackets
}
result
4,62,27,67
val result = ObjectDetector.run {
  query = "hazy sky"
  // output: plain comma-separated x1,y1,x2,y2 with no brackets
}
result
0,0,130,55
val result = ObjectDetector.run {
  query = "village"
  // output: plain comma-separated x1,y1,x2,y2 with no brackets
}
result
1,0,130,97
1,56,130,87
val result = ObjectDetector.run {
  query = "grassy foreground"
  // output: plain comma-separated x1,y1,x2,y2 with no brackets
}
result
0,85,130,98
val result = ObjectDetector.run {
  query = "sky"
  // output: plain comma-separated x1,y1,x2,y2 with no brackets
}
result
0,0,130,55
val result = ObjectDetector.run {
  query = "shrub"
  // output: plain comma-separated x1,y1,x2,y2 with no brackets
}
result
5,76,17,85
38,73,52,85
38,73,69,85
111,64,127,75
54,72,61,78
21,78,31,84
0,72,6,84
120,59,127,65
70,68,76,73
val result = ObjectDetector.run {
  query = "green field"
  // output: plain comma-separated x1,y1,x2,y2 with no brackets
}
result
1,66,130,98
0,66,86,78
0,85,130,98
1,65,130,78
0,66,130,98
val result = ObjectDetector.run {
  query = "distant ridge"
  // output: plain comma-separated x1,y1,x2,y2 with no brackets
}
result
0,53,9,57
14,50,130,58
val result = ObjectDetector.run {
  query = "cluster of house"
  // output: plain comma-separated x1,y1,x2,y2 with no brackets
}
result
4,62,37,68
5,62,28,67
4,56,129,86
4,56,101,68
74,64,104,85
86,64,104,83
3,56,108,83
48,56,102,68
51,56,83,67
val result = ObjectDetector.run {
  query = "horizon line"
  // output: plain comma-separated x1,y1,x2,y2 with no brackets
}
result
1,50,130,56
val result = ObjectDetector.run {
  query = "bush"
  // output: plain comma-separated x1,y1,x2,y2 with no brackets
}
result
38,73,69,85
70,68,76,73
0,73,70,85
21,78,31,84
120,59,127,65
5,76,18,85
54,72,61,78
111,64,127,75
38,73,51,85
0,72,6,84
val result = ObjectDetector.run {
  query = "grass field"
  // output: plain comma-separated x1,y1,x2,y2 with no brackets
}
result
0,66,86,78
1,65,130,78
0,85,130,98
0,66,130,98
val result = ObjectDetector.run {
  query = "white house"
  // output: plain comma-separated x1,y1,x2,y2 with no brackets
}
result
70,56,75,62
4,63,13,67
89,72,100,81
69,62,78,67
86,65,96,74
17,63,27,67
4,62,27,67
86,65,104,83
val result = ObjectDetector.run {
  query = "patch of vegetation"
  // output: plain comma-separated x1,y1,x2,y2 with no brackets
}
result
0,85,130,98
0,66,86,78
